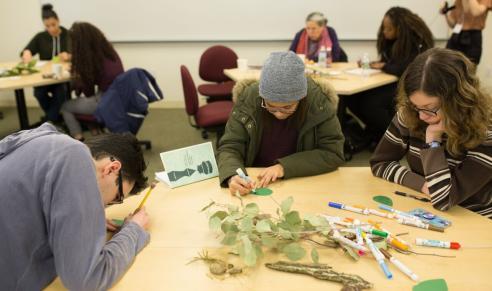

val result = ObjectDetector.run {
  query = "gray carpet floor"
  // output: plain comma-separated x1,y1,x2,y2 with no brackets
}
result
0,107,374,180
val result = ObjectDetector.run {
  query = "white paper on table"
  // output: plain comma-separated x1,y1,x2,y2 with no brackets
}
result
0,76,21,81
345,68,381,76
35,61,48,68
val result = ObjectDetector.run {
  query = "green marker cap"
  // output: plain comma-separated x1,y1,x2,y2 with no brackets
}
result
371,229,388,238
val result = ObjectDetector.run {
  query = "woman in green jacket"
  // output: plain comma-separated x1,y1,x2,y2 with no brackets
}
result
217,51,345,195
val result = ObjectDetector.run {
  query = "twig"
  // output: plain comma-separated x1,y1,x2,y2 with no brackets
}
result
265,261,372,289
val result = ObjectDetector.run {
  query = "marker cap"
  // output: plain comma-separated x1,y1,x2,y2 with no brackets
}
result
379,261,393,279
450,242,461,249
389,237,410,251
372,229,388,238
328,202,343,209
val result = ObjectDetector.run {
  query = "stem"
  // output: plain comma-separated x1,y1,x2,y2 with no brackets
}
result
265,261,373,289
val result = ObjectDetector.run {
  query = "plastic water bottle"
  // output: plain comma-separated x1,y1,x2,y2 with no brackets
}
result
318,46,327,68
326,47,333,66
361,53,370,77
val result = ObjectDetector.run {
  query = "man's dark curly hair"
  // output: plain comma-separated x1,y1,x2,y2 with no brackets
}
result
85,133,148,194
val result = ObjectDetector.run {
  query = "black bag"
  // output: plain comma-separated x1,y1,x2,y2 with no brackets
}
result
342,117,371,161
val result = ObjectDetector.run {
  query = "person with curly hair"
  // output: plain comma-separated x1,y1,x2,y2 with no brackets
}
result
346,7,434,146
61,22,124,141
371,48,492,218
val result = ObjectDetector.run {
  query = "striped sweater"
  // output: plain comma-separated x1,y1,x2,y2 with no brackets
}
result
370,113,492,218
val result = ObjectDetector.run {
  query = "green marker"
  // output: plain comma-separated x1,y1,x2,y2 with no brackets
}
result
362,226,388,238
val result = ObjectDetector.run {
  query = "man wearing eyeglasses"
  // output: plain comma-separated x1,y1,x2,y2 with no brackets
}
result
0,123,149,290
217,51,345,195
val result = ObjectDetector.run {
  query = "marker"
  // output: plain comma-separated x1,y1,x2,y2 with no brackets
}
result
373,225,411,251
328,202,369,215
363,232,393,279
368,208,395,219
394,190,431,202
415,238,460,250
398,218,445,232
321,215,353,227
361,226,389,238
332,230,369,252
354,219,364,246
236,168,256,193
380,248,419,281
379,205,421,221
134,182,157,213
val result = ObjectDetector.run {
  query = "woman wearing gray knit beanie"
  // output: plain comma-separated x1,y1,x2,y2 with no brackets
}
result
217,51,345,195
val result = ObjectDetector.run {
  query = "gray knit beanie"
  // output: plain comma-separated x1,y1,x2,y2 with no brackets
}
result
259,51,307,102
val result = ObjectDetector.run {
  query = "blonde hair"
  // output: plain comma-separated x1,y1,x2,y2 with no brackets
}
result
397,48,492,156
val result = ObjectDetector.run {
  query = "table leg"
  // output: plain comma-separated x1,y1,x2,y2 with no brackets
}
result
14,89,29,129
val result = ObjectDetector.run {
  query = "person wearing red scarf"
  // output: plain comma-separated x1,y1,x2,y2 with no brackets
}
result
289,12,345,62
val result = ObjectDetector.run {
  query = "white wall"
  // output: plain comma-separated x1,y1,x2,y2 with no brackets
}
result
1,0,491,109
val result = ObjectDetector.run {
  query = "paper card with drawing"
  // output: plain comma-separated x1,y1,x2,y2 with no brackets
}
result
158,142,218,188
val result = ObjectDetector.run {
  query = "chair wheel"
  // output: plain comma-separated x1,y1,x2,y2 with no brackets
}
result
201,130,209,139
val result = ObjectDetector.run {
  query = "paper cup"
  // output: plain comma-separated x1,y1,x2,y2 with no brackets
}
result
52,63,63,79
237,59,248,71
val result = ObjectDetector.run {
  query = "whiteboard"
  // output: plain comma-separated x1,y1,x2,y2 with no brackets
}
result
41,0,449,42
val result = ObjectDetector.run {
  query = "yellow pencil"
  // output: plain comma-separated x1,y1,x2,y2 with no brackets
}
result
135,182,157,213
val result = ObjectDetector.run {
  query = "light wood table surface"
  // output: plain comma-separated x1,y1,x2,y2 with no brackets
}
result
0,61,70,129
46,167,492,290
224,63,398,96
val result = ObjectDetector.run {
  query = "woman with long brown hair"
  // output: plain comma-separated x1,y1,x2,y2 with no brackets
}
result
371,48,492,218
346,7,434,147
61,22,124,141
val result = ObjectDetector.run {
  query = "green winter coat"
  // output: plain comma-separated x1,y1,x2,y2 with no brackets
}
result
217,77,345,187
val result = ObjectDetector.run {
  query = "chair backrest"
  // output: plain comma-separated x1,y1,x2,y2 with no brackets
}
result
180,65,199,116
199,45,238,83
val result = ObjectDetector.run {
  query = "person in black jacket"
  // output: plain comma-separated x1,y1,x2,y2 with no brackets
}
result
345,7,434,146
21,4,70,125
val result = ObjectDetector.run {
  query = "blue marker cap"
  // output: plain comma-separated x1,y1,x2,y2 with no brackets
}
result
328,202,343,209
379,261,393,279
379,204,393,212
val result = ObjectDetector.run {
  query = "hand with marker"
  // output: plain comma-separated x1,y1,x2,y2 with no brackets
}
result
228,175,255,196
257,164,284,188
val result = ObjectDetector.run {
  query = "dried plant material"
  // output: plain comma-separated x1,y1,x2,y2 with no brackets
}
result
210,262,227,275
265,261,372,290
187,250,243,277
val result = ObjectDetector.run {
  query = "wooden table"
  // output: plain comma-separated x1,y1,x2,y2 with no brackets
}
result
46,167,492,290
0,61,70,129
224,63,398,95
